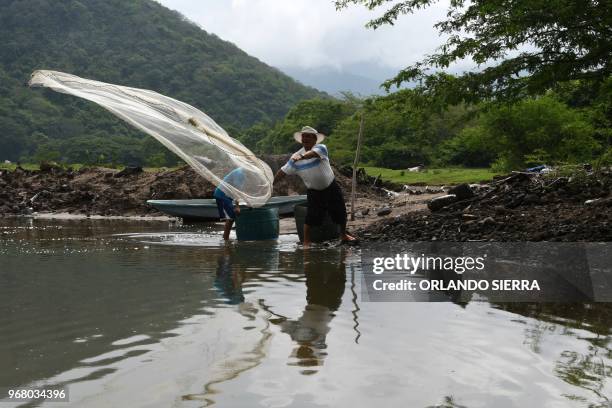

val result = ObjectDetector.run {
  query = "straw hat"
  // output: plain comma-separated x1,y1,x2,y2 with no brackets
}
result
293,126,325,144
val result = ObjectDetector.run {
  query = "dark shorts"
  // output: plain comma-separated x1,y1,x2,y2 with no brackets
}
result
305,179,347,227
216,196,236,220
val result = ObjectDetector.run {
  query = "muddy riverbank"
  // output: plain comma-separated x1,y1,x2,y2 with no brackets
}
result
360,169,612,242
0,156,383,218
2,161,609,242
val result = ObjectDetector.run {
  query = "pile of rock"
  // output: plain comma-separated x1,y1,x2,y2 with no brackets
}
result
0,157,379,217
0,166,216,216
361,170,612,242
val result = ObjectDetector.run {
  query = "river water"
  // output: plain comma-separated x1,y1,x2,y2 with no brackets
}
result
0,218,610,407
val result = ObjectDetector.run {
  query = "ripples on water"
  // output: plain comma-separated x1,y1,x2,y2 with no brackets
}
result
0,218,610,407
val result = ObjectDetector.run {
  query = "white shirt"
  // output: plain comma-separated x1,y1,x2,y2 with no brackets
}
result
281,144,335,190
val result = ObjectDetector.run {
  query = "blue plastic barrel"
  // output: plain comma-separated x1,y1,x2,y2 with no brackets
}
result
235,207,279,241
294,204,340,243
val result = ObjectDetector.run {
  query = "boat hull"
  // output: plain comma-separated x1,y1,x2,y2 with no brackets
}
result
147,195,307,221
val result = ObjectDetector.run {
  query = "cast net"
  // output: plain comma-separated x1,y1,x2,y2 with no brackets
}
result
29,70,273,207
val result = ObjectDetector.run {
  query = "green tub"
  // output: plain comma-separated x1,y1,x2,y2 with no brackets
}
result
235,207,279,241
294,204,340,243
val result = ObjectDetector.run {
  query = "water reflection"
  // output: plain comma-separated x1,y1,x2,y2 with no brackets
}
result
275,250,347,374
1,219,611,408
494,303,612,406
214,245,245,305
208,245,348,376
0,236,217,389
424,396,468,408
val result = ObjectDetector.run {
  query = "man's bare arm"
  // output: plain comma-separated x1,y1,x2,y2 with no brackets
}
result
291,150,320,161
301,150,320,160
273,169,286,184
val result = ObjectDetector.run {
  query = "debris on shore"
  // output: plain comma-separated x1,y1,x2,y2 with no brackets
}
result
0,165,216,217
0,156,375,218
361,170,612,242
3,160,609,242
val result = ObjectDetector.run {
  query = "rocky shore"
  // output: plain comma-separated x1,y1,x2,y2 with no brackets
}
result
0,156,368,217
2,161,609,242
0,165,212,217
360,169,612,242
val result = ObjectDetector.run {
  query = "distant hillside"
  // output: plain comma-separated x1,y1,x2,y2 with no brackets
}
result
281,66,385,96
0,0,324,164
280,61,403,97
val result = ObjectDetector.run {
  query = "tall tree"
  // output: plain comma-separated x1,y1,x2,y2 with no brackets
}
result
335,0,612,103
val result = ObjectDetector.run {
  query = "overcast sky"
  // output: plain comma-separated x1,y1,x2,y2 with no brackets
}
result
157,0,454,77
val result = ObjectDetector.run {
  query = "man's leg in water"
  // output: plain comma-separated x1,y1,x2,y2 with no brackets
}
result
216,196,237,241
223,219,234,241
304,191,325,247
328,181,357,242
303,223,311,246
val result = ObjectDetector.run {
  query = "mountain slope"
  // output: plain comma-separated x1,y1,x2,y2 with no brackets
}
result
0,0,324,163
281,66,387,96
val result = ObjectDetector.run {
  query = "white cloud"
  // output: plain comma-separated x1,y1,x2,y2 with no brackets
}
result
157,0,451,73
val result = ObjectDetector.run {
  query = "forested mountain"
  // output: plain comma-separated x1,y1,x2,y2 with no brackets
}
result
0,0,324,164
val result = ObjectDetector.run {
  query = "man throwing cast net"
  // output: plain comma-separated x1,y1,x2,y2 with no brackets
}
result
273,126,358,247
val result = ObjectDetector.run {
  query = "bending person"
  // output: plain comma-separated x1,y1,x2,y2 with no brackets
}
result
273,126,357,246
214,167,245,241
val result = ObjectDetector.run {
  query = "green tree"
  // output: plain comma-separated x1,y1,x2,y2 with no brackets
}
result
236,122,272,151
447,95,600,169
336,0,612,103
256,98,358,154
437,124,499,167
329,89,451,168
554,78,612,153
145,152,167,168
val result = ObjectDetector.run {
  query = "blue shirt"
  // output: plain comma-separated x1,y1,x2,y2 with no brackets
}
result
214,168,245,200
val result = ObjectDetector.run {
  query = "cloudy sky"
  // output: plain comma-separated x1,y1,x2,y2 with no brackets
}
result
157,0,460,92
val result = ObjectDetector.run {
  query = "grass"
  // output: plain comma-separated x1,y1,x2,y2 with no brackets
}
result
362,166,503,185
0,163,42,171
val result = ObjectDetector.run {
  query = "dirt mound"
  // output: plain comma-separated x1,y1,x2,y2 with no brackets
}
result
0,157,377,217
360,170,612,242
0,166,217,216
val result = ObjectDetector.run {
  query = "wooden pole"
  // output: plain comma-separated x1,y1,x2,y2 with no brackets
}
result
350,113,364,221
